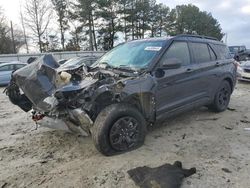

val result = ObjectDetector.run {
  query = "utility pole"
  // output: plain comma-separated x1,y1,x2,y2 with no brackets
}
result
10,21,16,53
225,33,228,44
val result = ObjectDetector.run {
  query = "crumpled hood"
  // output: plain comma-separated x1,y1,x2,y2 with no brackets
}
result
13,55,59,109
12,54,97,112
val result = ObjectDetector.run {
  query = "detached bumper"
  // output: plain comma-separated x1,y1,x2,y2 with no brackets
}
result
37,117,90,136
37,117,70,131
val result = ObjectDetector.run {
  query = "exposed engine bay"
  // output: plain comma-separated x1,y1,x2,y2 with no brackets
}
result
5,55,155,136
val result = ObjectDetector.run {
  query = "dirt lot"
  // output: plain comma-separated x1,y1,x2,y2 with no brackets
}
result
0,82,250,188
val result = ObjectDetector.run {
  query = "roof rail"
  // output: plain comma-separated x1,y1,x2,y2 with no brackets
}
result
176,34,219,41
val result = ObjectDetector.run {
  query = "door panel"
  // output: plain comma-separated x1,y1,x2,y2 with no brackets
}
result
155,41,205,118
155,63,209,117
189,43,219,99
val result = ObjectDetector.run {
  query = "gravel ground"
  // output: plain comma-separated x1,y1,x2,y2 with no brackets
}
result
0,82,250,188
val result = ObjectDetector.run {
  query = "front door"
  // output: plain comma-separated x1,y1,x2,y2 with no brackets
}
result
154,41,206,119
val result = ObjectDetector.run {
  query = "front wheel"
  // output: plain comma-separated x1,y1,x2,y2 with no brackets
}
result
208,81,231,112
91,104,146,156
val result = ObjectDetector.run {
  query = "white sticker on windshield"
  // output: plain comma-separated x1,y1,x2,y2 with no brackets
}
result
144,46,162,51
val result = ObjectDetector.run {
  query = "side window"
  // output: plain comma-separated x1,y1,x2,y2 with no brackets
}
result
0,65,10,71
212,44,231,60
15,64,25,70
161,41,190,66
190,43,211,63
208,45,217,61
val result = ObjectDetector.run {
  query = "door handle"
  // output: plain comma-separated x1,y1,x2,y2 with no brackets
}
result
215,62,221,67
186,68,193,73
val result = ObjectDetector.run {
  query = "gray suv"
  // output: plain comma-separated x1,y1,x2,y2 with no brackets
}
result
6,34,237,156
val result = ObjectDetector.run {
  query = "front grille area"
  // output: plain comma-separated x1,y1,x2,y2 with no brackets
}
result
244,69,250,73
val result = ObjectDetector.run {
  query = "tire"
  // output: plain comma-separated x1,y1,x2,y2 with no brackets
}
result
91,103,147,156
208,80,231,112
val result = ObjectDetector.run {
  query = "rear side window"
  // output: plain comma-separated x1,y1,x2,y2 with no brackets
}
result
212,44,231,60
190,43,211,63
161,41,190,66
208,45,217,61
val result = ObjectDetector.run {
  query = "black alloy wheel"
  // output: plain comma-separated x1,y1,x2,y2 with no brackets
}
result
109,116,140,151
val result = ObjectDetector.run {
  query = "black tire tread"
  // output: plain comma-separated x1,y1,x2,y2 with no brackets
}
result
91,103,146,156
208,80,231,112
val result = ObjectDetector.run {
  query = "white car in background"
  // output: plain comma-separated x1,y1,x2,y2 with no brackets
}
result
237,61,250,81
0,62,27,86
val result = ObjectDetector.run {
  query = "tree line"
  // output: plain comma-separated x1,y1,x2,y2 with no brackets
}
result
0,0,224,54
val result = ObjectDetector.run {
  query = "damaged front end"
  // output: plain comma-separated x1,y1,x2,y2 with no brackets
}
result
5,54,154,136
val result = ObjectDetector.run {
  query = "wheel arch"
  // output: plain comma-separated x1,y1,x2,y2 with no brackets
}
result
122,92,156,122
223,77,233,93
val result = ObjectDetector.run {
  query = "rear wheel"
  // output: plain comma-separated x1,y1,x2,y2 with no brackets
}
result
91,103,146,156
208,81,231,112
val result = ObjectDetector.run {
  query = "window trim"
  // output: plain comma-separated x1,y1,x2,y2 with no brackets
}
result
208,44,217,61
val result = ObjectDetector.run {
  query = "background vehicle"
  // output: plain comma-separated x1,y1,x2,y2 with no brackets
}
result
229,45,250,61
0,62,26,86
237,61,250,81
6,35,237,155
60,55,99,66
58,59,67,65
0,61,7,64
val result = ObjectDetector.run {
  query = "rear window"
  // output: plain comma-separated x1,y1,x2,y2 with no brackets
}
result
190,43,211,63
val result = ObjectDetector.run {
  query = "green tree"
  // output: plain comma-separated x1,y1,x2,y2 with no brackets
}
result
51,0,69,50
169,4,224,40
71,0,98,51
148,2,170,37
0,18,13,54
96,0,122,50
66,21,83,51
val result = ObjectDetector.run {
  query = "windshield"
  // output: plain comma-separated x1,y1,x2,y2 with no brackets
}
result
93,40,165,70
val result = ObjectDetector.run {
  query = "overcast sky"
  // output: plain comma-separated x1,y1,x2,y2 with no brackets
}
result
1,0,250,48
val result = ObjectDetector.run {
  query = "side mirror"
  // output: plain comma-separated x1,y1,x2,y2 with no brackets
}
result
162,58,182,69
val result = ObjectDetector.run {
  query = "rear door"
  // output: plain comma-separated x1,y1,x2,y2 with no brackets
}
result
189,42,219,99
0,64,15,84
210,44,236,91
155,41,207,119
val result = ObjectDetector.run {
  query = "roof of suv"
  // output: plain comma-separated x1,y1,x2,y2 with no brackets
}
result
130,34,224,45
